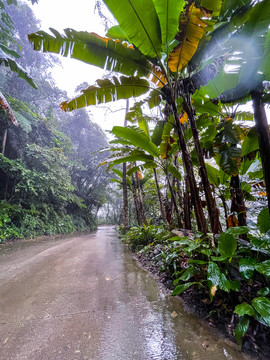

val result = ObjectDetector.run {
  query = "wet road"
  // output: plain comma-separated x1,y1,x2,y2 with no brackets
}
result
0,226,248,360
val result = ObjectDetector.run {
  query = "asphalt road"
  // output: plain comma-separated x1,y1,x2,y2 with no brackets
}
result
0,226,248,360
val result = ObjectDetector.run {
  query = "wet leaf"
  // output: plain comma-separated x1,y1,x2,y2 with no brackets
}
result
234,303,255,317
207,261,221,287
226,226,249,236
252,297,270,326
218,232,237,258
257,287,270,296
179,267,197,281
172,282,197,296
257,208,270,234
229,280,240,292
255,260,270,277
235,315,250,346
239,258,257,281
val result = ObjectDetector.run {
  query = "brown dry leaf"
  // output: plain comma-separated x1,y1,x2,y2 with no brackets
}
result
210,285,217,297
226,214,239,228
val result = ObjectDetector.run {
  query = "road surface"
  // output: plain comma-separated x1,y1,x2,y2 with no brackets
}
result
0,226,248,359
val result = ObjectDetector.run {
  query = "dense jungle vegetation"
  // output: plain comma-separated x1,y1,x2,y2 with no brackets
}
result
1,0,270,355
0,0,120,240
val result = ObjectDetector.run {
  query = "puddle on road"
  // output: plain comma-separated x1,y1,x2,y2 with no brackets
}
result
95,226,248,360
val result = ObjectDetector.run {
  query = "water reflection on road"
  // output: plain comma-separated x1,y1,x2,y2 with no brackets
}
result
0,226,249,360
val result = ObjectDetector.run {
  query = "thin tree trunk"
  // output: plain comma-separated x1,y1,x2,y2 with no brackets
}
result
185,98,222,234
184,176,192,229
122,99,129,230
131,173,141,225
230,174,247,227
251,87,270,213
171,101,208,233
2,128,8,155
135,170,147,224
166,172,183,229
153,168,167,223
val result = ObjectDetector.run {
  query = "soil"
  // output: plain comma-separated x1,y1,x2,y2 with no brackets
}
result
133,251,270,360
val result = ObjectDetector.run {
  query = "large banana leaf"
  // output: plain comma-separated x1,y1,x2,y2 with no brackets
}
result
152,0,185,54
112,126,160,157
60,76,149,111
106,25,128,42
103,0,162,58
107,153,154,166
28,28,150,77
168,5,210,72
0,57,37,89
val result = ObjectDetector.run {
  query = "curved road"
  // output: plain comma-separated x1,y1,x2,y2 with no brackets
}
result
0,226,248,360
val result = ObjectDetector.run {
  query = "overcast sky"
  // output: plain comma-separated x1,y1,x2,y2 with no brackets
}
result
27,0,127,132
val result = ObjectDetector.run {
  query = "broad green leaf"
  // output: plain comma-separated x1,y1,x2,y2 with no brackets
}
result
205,163,221,187
112,126,160,157
207,261,221,287
111,168,123,178
216,118,241,145
239,258,257,281
227,226,249,236
257,287,270,297
214,144,242,176
234,303,255,317
0,57,37,89
151,121,165,146
29,29,150,77
103,0,162,58
179,267,197,281
229,280,240,291
257,208,270,234
219,273,231,292
235,316,250,346
106,25,128,41
138,118,150,139
0,43,20,58
167,164,182,181
199,0,222,17
188,259,208,265
255,260,270,278
172,282,197,296
218,232,237,258
152,0,185,53
261,29,270,80
242,127,259,157
61,76,149,111
107,154,154,166
252,297,270,326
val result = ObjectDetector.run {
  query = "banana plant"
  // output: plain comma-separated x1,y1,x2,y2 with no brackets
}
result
28,0,270,231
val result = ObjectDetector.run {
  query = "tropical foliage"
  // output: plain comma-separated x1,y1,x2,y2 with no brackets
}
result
1,0,270,355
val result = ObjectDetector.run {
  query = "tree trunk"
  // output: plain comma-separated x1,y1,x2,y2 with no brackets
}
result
131,173,142,225
135,170,147,225
251,87,270,213
153,168,167,223
1,128,8,155
166,172,183,229
230,174,247,227
185,98,222,234
122,99,129,230
171,101,208,233
184,176,192,229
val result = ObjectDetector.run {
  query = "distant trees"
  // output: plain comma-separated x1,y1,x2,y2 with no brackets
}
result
0,0,112,240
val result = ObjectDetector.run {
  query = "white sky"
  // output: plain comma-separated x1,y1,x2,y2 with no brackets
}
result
27,0,128,132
